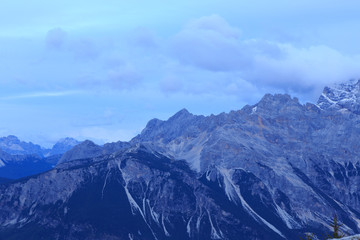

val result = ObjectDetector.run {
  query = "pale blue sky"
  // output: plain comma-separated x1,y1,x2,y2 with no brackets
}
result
1,0,360,147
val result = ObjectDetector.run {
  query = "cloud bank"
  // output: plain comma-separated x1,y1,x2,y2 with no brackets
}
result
167,15,360,100
3,14,360,104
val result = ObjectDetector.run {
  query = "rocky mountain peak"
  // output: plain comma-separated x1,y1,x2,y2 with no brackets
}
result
168,108,192,121
56,137,79,146
4,81,360,239
81,140,98,147
0,135,20,143
133,108,199,145
0,135,43,156
253,93,302,116
58,140,103,164
257,93,300,106
48,137,80,156
317,79,360,113
143,118,163,130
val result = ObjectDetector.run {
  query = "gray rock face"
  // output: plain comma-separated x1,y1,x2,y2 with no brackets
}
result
0,136,81,158
129,80,360,237
0,149,16,164
58,140,103,164
47,137,80,156
0,135,44,156
102,141,131,154
317,79,360,113
58,140,130,164
2,80,360,239
0,147,295,240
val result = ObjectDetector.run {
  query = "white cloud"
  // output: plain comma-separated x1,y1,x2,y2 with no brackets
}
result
185,14,241,39
247,44,360,93
0,90,81,100
69,39,99,60
107,64,142,90
160,75,183,93
46,27,67,49
167,15,360,99
4,14,360,106
127,27,158,49
3,2,360,147
170,15,248,71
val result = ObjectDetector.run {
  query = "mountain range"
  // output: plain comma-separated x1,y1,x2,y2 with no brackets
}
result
0,136,80,157
1,80,360,239
0,137,79,179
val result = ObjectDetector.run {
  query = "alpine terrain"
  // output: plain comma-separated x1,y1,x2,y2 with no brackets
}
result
0,137,79,179
1,80,360,239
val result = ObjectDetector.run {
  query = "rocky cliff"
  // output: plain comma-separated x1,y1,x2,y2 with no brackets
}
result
1,80,360,239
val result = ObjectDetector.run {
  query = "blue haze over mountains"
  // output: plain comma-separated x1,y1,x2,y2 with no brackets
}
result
1,80,360,239
0,136,79,179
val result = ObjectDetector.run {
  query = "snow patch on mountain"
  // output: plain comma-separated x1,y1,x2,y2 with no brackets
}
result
333,235,360,240
317,79,360,113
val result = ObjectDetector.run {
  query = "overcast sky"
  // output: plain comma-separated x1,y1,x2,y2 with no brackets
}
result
1,0,360,147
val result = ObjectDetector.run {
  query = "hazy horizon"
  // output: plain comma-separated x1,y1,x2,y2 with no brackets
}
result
1,0,360,147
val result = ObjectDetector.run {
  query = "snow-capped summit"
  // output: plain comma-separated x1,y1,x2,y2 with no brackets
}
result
317,79,360,113
331,235,360,240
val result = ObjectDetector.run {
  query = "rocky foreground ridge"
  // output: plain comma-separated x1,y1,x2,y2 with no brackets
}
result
1,80,360,239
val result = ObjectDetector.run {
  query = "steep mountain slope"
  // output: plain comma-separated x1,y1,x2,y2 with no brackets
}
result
0,146,295,240
130,79,360,236
1,80,360,239
0,149,56,179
